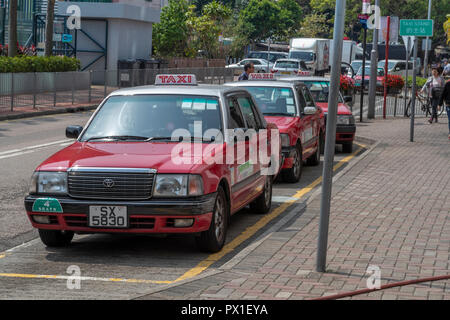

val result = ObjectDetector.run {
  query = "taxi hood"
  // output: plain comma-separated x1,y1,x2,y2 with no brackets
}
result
36,141,223,173
316,102,352,115
263,116,298,132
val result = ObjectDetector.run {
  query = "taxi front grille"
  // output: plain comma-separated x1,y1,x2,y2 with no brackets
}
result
67,168,155,200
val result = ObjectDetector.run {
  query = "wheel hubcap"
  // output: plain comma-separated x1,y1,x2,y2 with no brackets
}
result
214,196,225,242
293,149,300,177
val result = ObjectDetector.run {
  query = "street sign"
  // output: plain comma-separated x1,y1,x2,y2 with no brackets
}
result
421,38,431,51
402,35,415,54
400,19,433,37
359,14,368,29
62,34,73,43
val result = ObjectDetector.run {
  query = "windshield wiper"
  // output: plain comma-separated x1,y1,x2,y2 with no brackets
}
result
264,112,293,116
85,135,151,142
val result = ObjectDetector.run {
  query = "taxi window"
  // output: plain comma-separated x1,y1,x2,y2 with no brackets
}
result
301,87,316,107
242,86,297,117
237,96,260,129
227,98,246,129
81,94,222,141
275,61,299,69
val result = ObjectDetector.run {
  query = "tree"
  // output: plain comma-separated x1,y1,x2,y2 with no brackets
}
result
7,0,18,57
186,1,232,58
276,0,303,41
297,13,330,38
45,0,56,56
152,0,190,57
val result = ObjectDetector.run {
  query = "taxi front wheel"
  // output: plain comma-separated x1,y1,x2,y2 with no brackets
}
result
250,176,273,214
38,229,74,247
195,187,228,253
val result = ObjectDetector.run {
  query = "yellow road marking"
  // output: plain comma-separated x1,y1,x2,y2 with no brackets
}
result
0,144,364,285
175,145,363,282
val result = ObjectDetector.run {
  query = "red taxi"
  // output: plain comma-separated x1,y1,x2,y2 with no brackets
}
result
24,75,281,253
279,76,356,153
226,73,323,183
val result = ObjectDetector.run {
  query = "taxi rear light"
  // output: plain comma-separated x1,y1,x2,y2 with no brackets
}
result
271,69,278,73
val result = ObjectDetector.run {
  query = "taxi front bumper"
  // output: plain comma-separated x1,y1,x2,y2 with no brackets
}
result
336,124,356,143
24,193,216,234
281,146,297,169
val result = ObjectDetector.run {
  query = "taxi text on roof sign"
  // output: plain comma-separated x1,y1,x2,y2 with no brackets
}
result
155,74,197,85
249,73,275,81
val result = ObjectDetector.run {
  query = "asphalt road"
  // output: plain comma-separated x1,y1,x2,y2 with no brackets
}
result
0,112,367,299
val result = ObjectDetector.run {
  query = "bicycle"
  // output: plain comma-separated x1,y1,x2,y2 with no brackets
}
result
405,90,446,118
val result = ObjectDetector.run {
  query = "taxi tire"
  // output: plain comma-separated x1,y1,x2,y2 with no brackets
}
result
307,137,321,166
250,175,273,214
38,229,74,247
342,142,353,153
195,187,228,253
319,131,325,155
281,144,302,183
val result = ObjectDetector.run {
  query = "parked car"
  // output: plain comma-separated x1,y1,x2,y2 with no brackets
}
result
247,51,288,63
226,58,274,76
348,60,363,78
24,74,281,253
280,76,356,153
270,59,311,76
377,59,420,76
226,76,324,183
354,66,385,91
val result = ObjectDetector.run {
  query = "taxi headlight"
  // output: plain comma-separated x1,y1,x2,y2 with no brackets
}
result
337,115,353,125
280,134,290,147
30,172,68,194
153,174,203,197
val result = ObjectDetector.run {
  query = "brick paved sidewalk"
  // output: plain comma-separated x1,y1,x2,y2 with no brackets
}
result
137,116,450,300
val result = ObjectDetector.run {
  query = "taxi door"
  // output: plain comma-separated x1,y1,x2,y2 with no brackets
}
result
296,85,319,159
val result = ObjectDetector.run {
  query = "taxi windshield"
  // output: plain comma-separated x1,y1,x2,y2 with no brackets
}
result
303,81,343,103
81,95,222,142
243,87,297,116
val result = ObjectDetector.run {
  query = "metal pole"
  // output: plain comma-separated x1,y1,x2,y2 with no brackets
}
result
33,72,37,109
410,38,418,142
316,0,346,273
359,26,367,122
53,73,57,108
368,0,380,119
403,37,410,116
382,16,390,119
88,70,92,103
423,0,431,77
10,73,14,112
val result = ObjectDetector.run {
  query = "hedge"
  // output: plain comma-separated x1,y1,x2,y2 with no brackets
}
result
403,76,427,89
0,56,81,73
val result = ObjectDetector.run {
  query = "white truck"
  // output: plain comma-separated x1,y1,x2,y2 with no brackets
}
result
288,38,330,76
329,39,359,66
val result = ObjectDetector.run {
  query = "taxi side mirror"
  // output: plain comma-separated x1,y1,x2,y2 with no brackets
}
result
344,96,353,103
66,125,83,139
303,106,317,115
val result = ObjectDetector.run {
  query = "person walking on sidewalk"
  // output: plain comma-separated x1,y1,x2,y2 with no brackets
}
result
238,62,254,81
421,66,445,123
438,79,450,140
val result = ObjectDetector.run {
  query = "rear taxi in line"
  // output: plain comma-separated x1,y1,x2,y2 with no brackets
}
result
226,73,323,183
24,75,281,253
279,76,356,153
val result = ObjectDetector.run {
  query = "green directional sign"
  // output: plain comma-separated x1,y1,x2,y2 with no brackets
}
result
400,19,433,37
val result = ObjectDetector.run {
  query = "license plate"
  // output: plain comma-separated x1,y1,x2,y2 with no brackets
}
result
89,206,128,228
281,71,291,75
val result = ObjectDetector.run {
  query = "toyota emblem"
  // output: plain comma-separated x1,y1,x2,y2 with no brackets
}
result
103,178,115,188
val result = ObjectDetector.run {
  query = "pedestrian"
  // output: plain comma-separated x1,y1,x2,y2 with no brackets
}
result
421,66,445,123
443,60,450,76
238,62,254,81
438,79,450,140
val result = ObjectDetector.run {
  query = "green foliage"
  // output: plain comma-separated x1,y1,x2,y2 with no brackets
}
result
297,13,330,38
0,56,80,73
403,76,427,88
186,1,233,58
152,0,190,57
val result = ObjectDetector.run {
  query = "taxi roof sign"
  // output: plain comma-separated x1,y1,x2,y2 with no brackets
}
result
155,74,197,85
249,73,275,81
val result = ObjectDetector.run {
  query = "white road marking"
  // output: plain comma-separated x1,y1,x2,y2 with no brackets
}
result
0,139,70,160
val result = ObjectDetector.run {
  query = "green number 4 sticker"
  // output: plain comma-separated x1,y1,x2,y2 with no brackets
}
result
32,198,63,213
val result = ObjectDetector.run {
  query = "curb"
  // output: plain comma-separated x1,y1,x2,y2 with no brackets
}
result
0,105,98,121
